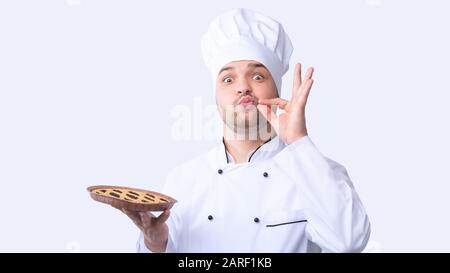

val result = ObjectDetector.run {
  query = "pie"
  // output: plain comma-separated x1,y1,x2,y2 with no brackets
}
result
87,185,177,212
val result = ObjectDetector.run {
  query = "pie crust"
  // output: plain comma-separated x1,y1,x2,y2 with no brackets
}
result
87,185,177,212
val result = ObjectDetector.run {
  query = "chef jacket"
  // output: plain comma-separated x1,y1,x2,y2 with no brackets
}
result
137,135,371,252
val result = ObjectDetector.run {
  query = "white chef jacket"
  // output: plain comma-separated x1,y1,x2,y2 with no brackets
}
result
137,135,370,253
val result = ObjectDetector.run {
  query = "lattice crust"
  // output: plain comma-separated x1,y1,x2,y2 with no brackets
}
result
92,188,169,204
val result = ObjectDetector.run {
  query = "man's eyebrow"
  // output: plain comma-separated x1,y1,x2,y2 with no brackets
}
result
218,66,234,75
247,63,267,69
218,63,267,75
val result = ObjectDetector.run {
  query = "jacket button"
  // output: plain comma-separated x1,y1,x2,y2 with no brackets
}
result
208,215,214,220
218,169,223,174
263,172,268,177
254,217,260,223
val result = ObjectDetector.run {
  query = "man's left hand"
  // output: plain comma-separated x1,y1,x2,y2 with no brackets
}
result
257,63,314,145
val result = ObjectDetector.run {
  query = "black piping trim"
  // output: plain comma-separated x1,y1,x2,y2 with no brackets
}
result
247,137,273,163
222,136,274,164
265,220,308,227
222,137,229,164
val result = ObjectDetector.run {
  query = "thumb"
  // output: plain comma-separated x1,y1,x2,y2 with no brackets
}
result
155,209,170,225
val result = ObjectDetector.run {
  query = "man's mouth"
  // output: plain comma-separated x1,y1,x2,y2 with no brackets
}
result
238,96,256,107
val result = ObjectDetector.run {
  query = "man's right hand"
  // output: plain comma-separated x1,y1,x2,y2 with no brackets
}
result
112,204,170,252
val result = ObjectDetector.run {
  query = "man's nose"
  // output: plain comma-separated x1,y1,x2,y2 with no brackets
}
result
235,80,252,95
237,89,251,95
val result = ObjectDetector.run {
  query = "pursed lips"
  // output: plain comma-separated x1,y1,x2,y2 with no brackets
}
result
238,96,257,106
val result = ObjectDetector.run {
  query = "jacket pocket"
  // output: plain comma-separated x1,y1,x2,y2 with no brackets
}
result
263,209,308,228
255,209,309,252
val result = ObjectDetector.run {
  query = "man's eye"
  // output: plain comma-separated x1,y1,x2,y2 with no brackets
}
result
223,77,233,83
252,74,264,80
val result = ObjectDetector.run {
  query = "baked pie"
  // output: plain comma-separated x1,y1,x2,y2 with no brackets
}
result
87,185,177,212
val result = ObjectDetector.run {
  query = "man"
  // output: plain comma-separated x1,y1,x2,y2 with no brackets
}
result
116,8,371,253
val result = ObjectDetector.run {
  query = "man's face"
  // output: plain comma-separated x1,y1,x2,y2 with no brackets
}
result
215,60,278,137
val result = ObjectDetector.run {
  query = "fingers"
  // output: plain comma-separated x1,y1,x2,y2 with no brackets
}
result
294,67,314,103
155,209,171,225
303,67,314,82
122,208,143,227
293,63,302,90
298,79,314,105
139,209,170,227
258,98,288,109
139,211,154,227
292,64,314,102
113,204,170,231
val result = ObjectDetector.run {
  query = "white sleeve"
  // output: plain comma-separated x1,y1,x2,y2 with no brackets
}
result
136,168,183,253
272,136,371,252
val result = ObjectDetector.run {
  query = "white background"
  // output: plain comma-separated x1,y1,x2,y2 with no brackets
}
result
1,0,449,252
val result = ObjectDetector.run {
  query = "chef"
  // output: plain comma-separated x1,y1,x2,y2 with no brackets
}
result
115,8,371,253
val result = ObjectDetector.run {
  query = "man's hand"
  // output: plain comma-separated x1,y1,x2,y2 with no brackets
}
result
112,204,170,252
257,63,314,145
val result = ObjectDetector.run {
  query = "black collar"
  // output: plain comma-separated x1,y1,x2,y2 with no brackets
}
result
222,137,275,164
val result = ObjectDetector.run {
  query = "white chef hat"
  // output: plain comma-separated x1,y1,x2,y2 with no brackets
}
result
201,8,293,96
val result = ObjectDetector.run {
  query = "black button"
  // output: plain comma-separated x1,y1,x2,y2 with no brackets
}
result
208,215,213,220
218,169,223,174
263,172,268,177
254,217,260,223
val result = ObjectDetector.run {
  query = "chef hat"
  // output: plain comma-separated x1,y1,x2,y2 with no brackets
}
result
201,8,293,96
